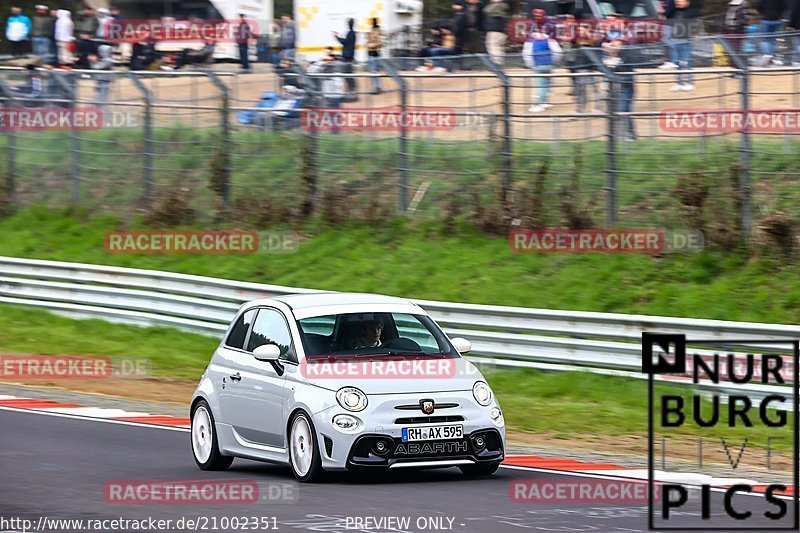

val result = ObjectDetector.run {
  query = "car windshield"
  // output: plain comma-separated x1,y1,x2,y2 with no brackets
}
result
297,312,459,358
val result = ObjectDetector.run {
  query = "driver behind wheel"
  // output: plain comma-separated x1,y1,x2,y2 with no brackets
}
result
348,317,385,349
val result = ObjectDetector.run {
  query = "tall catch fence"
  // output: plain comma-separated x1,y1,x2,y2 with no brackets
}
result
0,33,798,238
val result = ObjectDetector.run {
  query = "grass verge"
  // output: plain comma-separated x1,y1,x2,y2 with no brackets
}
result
2,208,800,323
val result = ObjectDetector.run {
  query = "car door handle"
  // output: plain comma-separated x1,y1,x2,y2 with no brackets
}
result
229,372,242,382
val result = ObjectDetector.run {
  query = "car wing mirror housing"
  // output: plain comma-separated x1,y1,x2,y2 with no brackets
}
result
253,344,281,362
450,337,471,354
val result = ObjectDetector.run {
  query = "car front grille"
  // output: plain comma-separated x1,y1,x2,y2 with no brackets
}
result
394,415,465,424
394,402,459,410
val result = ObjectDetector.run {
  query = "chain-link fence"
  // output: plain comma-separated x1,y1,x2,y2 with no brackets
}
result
0,34,799,240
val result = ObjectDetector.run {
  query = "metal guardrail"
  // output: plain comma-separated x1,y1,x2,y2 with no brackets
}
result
2,255,800,375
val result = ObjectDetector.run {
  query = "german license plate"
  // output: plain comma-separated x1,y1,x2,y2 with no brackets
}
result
401,424,463,442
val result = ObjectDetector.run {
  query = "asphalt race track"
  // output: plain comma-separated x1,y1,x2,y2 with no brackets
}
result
0,409,792,533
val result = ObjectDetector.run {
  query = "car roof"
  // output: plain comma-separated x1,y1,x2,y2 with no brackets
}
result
273,292,415,308
241,293,426,319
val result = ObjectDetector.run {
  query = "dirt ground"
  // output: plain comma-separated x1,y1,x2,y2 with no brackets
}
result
81,65,800,142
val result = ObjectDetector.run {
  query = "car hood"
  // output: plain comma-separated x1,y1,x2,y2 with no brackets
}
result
301,356,484,394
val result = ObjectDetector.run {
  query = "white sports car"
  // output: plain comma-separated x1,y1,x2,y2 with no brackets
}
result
190,293,506,482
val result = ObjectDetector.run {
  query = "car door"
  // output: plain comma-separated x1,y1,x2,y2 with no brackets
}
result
215,308,256,426
221,307,293,449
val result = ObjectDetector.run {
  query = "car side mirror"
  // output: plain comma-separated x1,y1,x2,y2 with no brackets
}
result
253,344,281,362
451,337,471,355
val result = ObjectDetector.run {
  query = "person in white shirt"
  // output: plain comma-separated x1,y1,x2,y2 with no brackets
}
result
54,9,74,65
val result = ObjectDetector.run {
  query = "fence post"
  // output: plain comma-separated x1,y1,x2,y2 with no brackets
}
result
478,54,513,216
126,72,153,208
714,36,752,234
0,76,17,211
291,63,319,216
204,70,231,207
380,59,409,214
51,71,80,210
583,48,620,226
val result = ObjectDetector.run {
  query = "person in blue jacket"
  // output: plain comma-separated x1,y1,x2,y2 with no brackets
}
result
6,6,32,57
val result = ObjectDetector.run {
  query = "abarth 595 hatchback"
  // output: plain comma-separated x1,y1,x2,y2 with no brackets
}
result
190,293,505,482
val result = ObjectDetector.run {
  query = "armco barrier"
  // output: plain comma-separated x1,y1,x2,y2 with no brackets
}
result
0,256,797,399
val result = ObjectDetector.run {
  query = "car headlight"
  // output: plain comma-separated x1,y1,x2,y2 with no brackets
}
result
336,387,368,412
332,414,361,432
472,381,493,406
490,407,504,426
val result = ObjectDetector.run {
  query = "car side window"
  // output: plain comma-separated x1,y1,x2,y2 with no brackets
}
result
225,309,256,349
247,308,294,361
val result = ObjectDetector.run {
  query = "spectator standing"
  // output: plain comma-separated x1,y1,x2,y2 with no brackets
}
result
280,14,296,59
570,21,601,112
54,9,74,65
463,0,484,54
268,21,281,65
96,8,113,41
659,0,679,68
725,0,750,53
32,5,54,64
236,13,252,72
73,7,98,66
523,28,562,112
529,8,556,37
668,0,695,91
333,18,356,95
789,0,800,65
758,0,786,65
483,0,508,65
333,18,356,60
74,7,98,40
89,44,113,113
6,7,32,57
603,38,636,141
452,3,467,55
366,18,383,94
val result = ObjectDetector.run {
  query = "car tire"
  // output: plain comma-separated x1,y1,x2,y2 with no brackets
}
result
191,400,234,471
460,462,500,477
288,412,325,482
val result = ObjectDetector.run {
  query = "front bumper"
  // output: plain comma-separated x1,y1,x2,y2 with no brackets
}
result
346,428,504,469
311,391,505,471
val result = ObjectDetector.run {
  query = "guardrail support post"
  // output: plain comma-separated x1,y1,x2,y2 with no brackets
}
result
380,59,409,214
126,72,154,208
